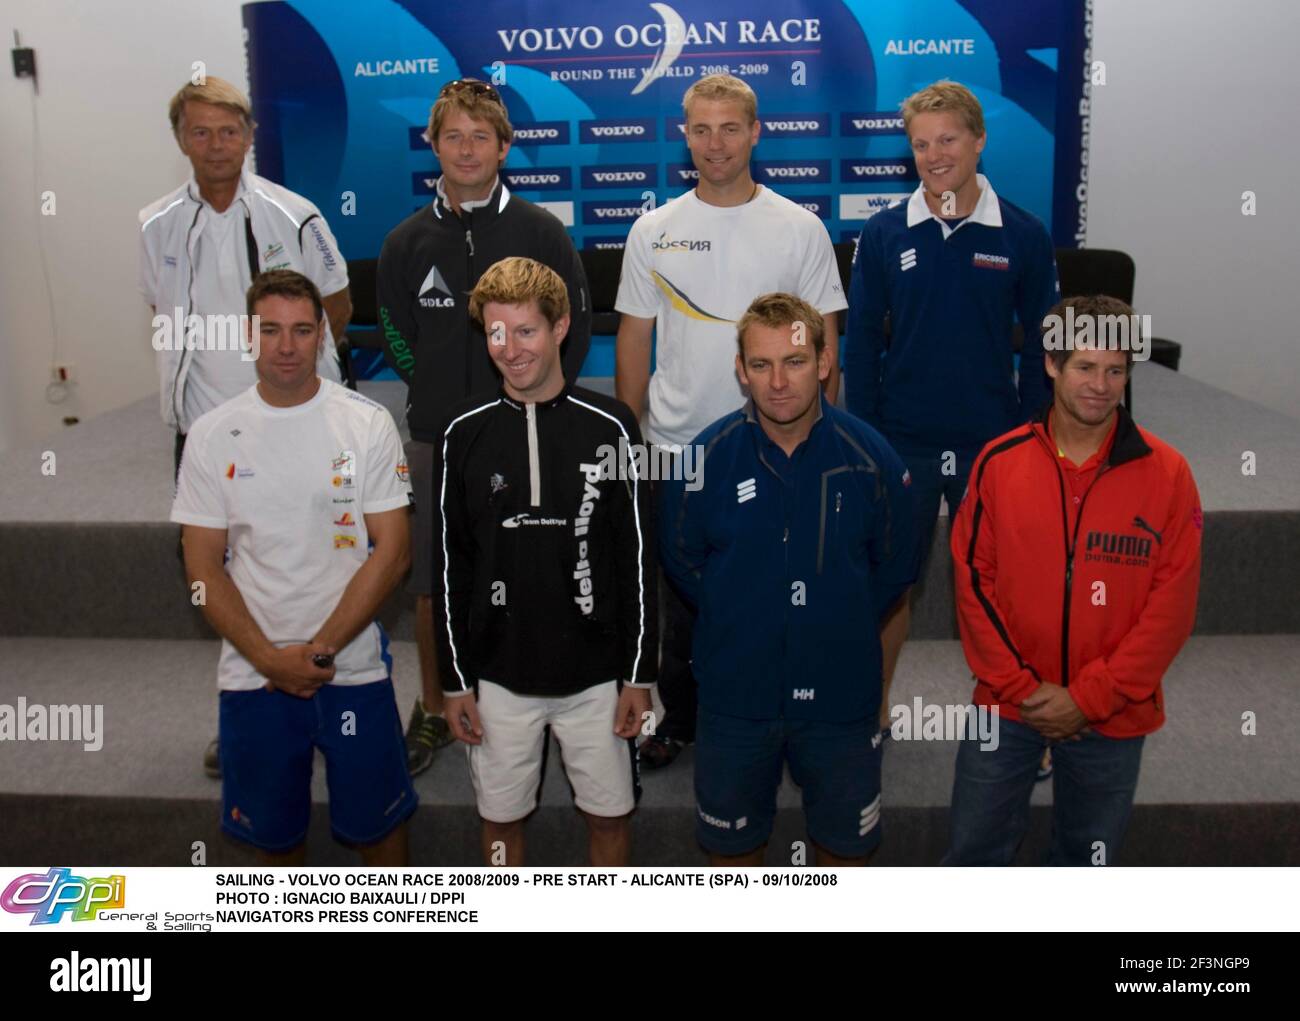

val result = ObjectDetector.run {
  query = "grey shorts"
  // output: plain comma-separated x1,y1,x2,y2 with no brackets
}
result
404,438,434,595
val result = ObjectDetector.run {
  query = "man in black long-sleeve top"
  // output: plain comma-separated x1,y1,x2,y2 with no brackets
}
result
376,79,591,776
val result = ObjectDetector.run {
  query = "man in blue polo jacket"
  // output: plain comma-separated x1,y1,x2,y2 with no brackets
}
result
660,293,917,866
844,80,1059,741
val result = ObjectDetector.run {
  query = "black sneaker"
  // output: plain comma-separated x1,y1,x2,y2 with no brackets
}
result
203,738,221,779
638,734,686,770
405,699,452,776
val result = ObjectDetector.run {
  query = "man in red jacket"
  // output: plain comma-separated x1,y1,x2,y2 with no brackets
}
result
944,295,1202,866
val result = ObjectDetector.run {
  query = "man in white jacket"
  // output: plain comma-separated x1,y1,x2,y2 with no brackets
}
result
139,75,353,778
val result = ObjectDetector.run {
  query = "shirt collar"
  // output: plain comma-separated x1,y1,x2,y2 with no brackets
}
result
906,173,1002,236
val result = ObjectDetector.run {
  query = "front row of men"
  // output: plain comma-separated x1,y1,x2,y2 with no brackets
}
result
172,264,1200,868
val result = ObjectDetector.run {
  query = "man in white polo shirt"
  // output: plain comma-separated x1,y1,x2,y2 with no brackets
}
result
171,270,414,865
140,75,353,778
615,73,847,767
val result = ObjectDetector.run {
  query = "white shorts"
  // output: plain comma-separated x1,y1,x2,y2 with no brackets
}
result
467,680,639,823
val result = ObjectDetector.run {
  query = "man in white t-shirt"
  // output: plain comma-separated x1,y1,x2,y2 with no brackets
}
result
140,76,353,779
171,271,414,865
615,74,847,766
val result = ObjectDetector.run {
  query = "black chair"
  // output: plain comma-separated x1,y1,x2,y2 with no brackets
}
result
347,257,379,332
336,257,380,388
579,248,624,336
1054,247,1185,409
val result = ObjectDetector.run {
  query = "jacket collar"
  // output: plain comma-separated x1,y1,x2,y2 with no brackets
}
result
185,168,251,215
498,379,572,411
906,173,1002,237
432,175,510,223
743,391,827,442
1034,400,1152,467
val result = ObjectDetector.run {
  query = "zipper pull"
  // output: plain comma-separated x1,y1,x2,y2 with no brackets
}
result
466,229,475,257
783,527,789,543
836,492,842,514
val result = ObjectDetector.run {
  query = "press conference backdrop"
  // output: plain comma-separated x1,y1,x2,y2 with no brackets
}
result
243,0,1090,377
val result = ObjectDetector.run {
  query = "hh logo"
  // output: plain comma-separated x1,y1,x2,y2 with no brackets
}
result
899,248,917,271
792,688,815,701
736,478,756,504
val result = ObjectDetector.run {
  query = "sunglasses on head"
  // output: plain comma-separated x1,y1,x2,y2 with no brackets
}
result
439,78,502,104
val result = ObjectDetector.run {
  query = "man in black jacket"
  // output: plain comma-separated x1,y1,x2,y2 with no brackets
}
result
434,258,654,866
377,79,592,775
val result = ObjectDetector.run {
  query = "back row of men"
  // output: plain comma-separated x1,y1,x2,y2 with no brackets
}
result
147,73,1201,867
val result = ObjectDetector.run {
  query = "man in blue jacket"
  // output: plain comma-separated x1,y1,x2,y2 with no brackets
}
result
660,294,917,866
843,80,1059,738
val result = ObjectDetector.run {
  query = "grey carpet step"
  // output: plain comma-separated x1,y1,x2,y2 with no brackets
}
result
2,505,1298,640
3,367,1300,640
1,635,1296,865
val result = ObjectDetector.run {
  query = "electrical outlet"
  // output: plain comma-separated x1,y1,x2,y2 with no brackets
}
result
51,363,74,383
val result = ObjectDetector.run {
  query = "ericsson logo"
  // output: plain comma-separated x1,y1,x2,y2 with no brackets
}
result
418,264,455,309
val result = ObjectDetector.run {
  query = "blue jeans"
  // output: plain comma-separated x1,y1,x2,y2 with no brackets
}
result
943,716,1145,866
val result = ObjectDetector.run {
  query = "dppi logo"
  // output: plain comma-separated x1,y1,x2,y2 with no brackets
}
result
1,867,126,925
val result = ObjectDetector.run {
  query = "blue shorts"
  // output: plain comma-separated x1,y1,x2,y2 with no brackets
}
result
694,709,883,859
219,679,417,852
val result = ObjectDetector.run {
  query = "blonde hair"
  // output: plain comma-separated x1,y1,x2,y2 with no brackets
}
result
168,76,255,139
425,89,513,148
901,80,985,137
469,257,569,327
736,293,825,356
683,73,758,124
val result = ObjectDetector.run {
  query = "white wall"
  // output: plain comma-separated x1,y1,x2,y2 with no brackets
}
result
0,0,247,452
0,0,1295,453
1089,0,1298,416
